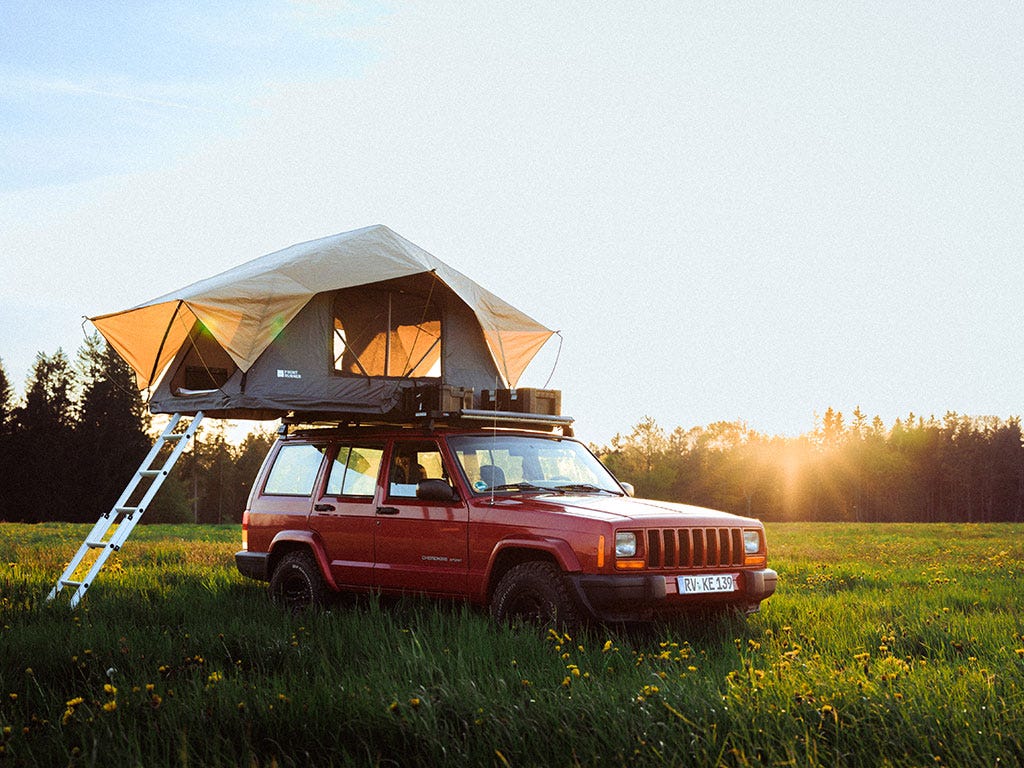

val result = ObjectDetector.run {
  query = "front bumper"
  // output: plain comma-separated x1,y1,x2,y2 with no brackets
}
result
567,568,777,622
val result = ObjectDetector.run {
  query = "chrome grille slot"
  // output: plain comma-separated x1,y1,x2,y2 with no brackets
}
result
643,527,745,569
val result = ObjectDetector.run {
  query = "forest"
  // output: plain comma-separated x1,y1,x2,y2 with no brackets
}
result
1,339,1022,524
0,338,272,525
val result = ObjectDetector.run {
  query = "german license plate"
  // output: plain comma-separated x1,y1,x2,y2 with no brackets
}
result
677,574,738,594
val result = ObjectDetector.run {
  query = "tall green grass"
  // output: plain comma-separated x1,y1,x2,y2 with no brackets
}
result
1,522,1022,766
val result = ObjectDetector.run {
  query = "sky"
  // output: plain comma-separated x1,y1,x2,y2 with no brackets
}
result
1,1,1022,445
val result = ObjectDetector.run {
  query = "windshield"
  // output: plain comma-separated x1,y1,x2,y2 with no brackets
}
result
448,434,624,496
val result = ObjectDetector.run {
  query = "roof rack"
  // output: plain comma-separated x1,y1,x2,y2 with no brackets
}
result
280,408,574,437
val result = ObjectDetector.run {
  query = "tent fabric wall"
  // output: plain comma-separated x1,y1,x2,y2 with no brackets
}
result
147,283,507,419
91,225,553,395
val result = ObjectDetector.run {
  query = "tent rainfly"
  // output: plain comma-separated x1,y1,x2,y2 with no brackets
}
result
90,225,555,420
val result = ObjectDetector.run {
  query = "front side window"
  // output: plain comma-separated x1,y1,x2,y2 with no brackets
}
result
325,445,384,497
387,441,449,499
333,289,441,378
263,444,327,496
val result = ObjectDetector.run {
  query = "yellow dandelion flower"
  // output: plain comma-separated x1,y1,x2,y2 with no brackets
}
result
103,684,117,696
102,701,117,713
602,640,613,653
146,684,155,692
409,697,421,708
561,676,571,687
65,697,84,708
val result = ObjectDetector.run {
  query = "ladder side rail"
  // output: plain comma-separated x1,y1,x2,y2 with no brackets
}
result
46,416,186,600
105,412,203,552
47,412,202,607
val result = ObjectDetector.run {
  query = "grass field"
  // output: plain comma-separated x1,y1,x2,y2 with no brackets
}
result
1,522,1022,767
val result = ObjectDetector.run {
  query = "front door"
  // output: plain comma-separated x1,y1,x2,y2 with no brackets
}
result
308,442,385,589
373,438,469,595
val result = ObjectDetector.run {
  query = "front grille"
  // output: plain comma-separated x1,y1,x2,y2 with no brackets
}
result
645,528,744,569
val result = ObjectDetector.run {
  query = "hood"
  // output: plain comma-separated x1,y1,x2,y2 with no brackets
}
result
498,493,761,527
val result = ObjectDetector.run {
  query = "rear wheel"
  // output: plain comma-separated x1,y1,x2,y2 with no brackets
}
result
490,561,579,630
269,550,327,611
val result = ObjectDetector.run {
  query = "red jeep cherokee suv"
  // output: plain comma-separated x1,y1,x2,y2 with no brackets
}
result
235,424,776,625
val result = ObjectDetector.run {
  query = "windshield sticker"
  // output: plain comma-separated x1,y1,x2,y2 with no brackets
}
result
473,480,487,492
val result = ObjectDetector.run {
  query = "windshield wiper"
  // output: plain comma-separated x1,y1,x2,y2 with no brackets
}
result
552,483,622,496
487,482,549,494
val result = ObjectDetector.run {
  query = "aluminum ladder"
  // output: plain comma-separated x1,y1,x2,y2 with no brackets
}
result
47,412,204,608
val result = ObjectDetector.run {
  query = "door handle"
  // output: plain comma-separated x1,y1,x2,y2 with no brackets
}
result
313,503,336,512
376,506,400,516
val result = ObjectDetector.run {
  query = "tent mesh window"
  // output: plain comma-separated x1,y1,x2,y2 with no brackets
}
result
333,289,442,378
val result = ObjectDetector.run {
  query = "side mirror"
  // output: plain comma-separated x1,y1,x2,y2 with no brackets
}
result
417,478,458,502
619,481,635,497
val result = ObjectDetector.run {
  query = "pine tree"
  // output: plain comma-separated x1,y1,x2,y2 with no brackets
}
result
9,350,78,521
0,358,14,518
74,334,151,523
0,357,13,434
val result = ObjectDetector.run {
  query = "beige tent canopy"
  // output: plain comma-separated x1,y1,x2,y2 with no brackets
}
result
91,225,554,418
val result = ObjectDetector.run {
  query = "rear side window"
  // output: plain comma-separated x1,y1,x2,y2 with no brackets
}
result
263,444,327,496
325,445,384,497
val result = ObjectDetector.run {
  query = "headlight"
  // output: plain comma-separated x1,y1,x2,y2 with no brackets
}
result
615,531,637,558
743,530,762,555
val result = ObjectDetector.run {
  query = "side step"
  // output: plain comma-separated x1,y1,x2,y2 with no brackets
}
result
46,412,204,608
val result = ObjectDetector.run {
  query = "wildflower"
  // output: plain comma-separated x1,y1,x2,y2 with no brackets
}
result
65,697,84,708
389,701,400,713
520,679,532,687
102,701,117,713
602,640,613,653
277,693,290,703
687,666,697,672
408,697,421,708
1015,648,1024,658
146,684,155,693
103,684,117,696
207,671,223,684
8,693,16,701
150,694,162,708
641,685,659,697
237,702,246,711
561,676,572,687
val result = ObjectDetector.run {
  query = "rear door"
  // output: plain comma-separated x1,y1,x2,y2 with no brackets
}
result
308,441,385,589
373,437,469,595
250,441,329,553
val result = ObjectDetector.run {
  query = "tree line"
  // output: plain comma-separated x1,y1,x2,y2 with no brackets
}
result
595,409,1024,523
3,340,1022,525
0,338,272,524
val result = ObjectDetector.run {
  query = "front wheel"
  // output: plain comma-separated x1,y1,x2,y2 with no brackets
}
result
490,562,580,630
269,550,327,611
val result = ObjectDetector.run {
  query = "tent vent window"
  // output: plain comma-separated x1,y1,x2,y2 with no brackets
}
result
333,291,442,379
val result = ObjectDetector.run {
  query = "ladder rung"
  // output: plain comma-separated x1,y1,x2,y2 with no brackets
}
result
140,469,164,478
161,432,187,441
61,579,83,588
85,540,107,549
115,506,140,514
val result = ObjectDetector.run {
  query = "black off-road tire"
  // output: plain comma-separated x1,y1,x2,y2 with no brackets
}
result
490,561,580,630
269,550,328,611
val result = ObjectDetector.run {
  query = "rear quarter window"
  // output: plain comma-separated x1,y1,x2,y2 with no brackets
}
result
262,443,326,496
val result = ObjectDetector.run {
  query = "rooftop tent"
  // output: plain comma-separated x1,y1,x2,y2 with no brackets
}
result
90,225,555,419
